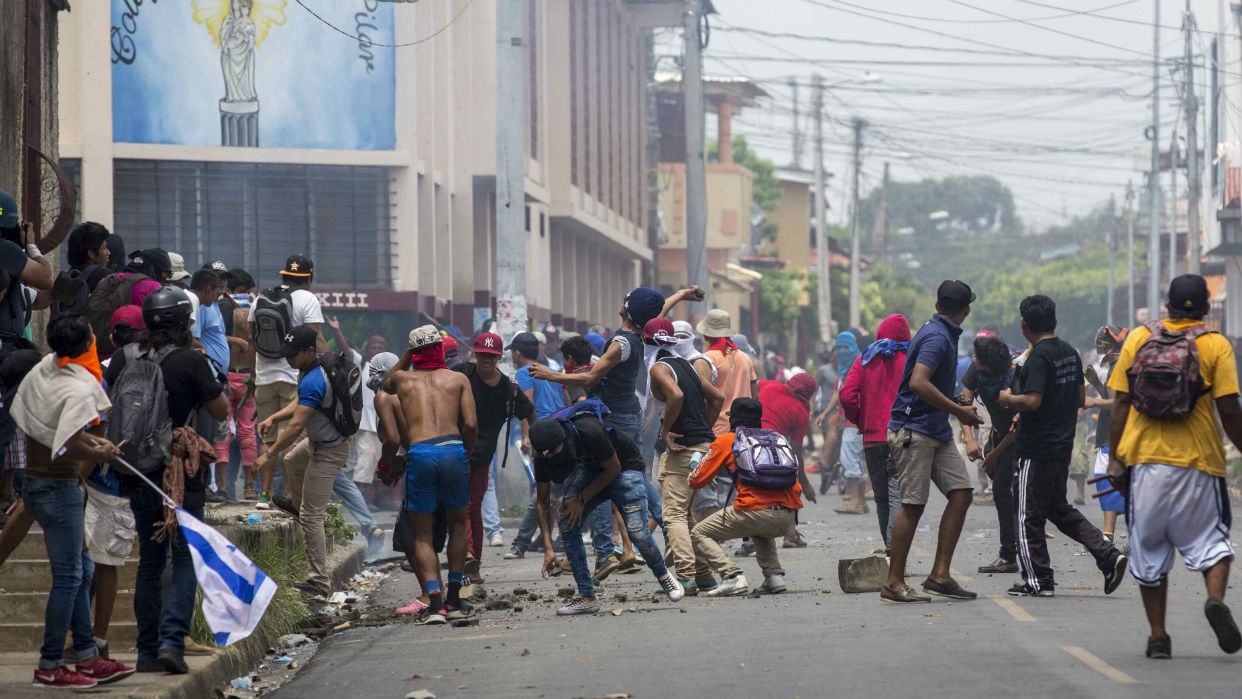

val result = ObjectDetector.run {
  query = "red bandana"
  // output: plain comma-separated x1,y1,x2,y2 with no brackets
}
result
707,337,738,354
411,343,447,371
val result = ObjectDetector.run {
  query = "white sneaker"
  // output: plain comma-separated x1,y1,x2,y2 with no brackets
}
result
488,532,505,547
761,574,787,594
703,573,749,597
658,573,685,602
557,597,600,616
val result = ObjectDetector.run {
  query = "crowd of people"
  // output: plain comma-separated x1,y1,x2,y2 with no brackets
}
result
0,181,1237,687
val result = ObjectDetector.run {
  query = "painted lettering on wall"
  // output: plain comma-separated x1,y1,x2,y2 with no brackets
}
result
355,0,381,74
315,291,371,309
111,0,158,65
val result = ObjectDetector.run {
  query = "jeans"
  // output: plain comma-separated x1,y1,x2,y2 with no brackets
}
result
602,409,665,548
131,485,200,660
482,457,503,537
989,440,1017,562
561,469,667,598
26,479,98,669
863,444,900,554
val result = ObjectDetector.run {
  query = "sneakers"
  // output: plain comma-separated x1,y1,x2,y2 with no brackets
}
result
75,656,135,684
1146,635,1172,659
293,581,328,600
504,544,525,560
271,494,299,518
782,531,808,548
978,558,1019,574
244,486,259,501
256,492,273,510
592,554,621,582
396,598,429,614
880,584,931,604
678,580,699,597
658,573,686,602
488,531,505,547
1007,581,1054,597
734,540,756,557
557,597,601,616
445,600,473,621
33,666,97,688
703,574,749,597
1205,597,1242,654
761,574,787,594
183,635,215,656
695,576,719,594
205,491,227,504
922,576,977,600
416,608,447,625
1103,552,1128,595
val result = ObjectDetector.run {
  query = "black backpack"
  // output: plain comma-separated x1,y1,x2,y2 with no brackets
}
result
315,350,363,437
251,286,294,359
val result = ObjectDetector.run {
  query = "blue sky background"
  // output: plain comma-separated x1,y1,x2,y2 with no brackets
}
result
112,0,395,150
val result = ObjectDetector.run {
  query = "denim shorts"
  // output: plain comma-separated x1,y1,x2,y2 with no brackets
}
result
404,437,469,513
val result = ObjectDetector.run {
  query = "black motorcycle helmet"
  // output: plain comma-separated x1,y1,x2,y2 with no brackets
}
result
142,286,193,331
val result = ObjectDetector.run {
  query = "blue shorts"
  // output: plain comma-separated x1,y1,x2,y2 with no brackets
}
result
404,436,469,514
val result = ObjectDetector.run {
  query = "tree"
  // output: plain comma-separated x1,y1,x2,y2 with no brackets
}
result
860,175,1021,242
757,266,807,339
709,135,782,242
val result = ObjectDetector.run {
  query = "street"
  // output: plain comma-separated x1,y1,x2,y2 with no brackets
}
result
270,490,1239,699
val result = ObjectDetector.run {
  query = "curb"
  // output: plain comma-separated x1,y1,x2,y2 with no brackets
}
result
129,537,366,699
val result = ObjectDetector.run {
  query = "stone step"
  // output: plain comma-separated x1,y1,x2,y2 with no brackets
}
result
0,590,137,624
0,560,138,593
7,529,48,561
0,622,138,651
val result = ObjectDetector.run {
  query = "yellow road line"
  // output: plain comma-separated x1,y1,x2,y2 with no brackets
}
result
1060,646,1137,684
949,567,974,583
990,596,1037,622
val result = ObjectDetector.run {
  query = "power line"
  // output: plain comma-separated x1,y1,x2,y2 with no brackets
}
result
1011,0,1184,30
291,0,474,48
943,0,1158,58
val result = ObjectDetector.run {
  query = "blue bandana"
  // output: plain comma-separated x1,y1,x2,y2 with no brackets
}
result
860,338,910,366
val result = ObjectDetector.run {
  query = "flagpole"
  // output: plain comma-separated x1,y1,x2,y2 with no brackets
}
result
111,455,177,509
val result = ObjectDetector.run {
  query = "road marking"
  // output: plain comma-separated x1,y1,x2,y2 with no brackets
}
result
1060,646,1137,684
949,567,973,583
990,596,1037,622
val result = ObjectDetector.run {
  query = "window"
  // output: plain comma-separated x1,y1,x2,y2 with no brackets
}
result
112,160,392,289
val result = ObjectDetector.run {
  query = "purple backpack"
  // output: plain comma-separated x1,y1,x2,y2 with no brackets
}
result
730,426,799,491
1127,321,1214,419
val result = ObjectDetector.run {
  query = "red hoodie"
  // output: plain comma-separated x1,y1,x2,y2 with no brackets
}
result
839,314,911,446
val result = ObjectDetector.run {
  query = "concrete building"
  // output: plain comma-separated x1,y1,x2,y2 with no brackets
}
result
59,0,678,344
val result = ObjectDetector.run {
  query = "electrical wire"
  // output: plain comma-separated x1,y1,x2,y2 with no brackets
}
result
291,0,474,48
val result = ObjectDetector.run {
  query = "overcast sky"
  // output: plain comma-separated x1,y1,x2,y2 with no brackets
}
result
658,0,1239,231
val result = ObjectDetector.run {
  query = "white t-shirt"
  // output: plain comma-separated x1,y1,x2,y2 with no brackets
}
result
248,287,324,386
351,350,378,433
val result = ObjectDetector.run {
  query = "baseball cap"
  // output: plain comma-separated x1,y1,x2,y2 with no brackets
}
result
506,331,540,358
280,253,314,278
533,331,547,345
0,189,19,228
110,304,146,331
786,372,818,404
975,329,996,339
642,317,678,346
205,259,229,273
168,252,190,282
473,332,503,355
1168,274,1210,315
623,287,666,328
937,280,976,311
529,418,568,456
726,397,763,422
143,248,172,276
280,326,318,358
442,335,459,354
408,324,442,350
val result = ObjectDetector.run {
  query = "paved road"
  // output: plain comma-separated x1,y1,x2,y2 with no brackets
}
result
272,488,1239,699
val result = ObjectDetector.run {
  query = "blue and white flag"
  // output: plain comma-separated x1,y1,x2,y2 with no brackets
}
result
175,506,277,646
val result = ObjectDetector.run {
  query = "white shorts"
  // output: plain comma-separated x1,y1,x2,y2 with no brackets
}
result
841,426,865,479
84,486,136,567
346,430,382,483
1128,463,1234,586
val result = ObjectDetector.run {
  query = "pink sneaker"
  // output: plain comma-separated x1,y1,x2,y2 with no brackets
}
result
397,599,429,614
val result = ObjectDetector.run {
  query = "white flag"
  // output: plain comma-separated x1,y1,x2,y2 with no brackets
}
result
175,506,277,646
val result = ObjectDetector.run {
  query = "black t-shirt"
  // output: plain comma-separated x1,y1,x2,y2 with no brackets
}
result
456,363,535,467
0,240,28,341
534,415,645,484
105,344,224,505
1014,337,1083,458
961,363,1017,446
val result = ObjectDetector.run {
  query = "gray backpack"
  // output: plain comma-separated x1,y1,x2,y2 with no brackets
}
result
106,345,175,474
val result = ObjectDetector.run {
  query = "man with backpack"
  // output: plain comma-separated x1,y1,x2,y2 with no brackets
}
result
756,373,820,548
44,222,111,319
254,326,359,598
1106,275,1241,659
998,295,1127,599
249,254,327,506
689,396,802,597
85,249,170,357
529,410,684,616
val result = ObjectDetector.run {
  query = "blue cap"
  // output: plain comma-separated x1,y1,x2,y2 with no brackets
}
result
622,287,665,328
584,332,606,356
0,190,19,228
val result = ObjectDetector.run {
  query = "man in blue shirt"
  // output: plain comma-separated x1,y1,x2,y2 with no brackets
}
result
883,280,983,604
511,332,565,418
189,270,229,378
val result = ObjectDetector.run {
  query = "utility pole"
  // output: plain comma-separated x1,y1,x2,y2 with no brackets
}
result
1169,129,1179,283
683,0,708,316
1211,36,1220,251
1148,0,1162,315
847,117,864,331
813,74,832,346
1126,181,1136,326
1184,2,1202,274
1108,193,1118,327
495,0,527,344
789,77,802,169
871,161,889,265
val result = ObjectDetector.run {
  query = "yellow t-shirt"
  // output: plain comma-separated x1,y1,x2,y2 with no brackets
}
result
1107,318,1239,477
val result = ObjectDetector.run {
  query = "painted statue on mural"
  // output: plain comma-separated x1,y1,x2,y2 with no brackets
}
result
192,0,287,102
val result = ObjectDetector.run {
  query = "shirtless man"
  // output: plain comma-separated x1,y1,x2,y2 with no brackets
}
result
383,326,478,624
